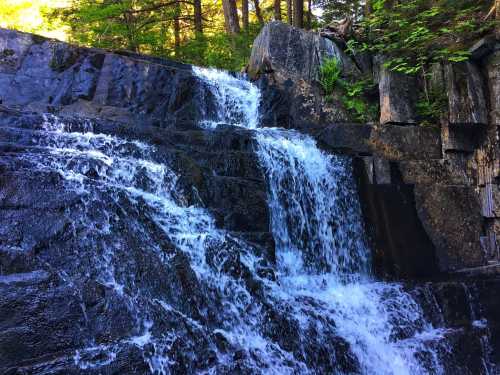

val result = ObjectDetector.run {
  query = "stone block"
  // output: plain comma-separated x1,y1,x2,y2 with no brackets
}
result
378,63,417,125
373,157,391,184
370,125,441,160
485,49,500,126
314,123,373,155
445,62,488,126
398,159,470,186
414,185,485,272
441,123,481,152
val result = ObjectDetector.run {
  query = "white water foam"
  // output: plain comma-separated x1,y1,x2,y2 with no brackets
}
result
193,67,453,375
193,66,261,129
10,65,491,374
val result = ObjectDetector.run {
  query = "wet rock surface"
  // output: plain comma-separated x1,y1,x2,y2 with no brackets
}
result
1,25,500,374
0,28,217,129
248,22,357,128
0,108,278,374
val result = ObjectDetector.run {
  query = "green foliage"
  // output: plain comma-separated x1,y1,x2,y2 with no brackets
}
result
46,0,267,70
341,78,379,122
319,57,379,122
178,25,261,70
350,0,496,75
316,0,365,23
416,87,448,126
319,57,342,94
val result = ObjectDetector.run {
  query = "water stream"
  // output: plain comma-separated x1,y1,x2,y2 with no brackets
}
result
193,67,494,375
5,66,494,374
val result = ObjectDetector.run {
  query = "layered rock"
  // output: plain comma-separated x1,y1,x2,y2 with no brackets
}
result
248,21,361,128
1,24,500,373
0,106,277,374
249,22,500,280
0,28,218,129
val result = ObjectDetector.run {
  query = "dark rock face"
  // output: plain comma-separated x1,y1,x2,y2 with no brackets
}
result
0,28,217,129
415,185,485,271
0,107,277,374
445,62,489,126
0,107,372,374
313,122,487,277
248,22,358,127
354,159,439,279
378,62,418,125
1,25,500,374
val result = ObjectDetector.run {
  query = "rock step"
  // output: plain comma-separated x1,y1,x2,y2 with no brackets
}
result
454,262,500,277
0,106,259,154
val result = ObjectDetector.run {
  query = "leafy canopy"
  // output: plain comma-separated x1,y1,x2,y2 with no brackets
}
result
349,0,496,75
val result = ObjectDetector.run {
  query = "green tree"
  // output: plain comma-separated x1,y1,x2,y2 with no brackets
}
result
317,0,365,24
352,0,496,75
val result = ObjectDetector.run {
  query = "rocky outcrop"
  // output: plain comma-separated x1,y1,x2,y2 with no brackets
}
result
248,21,359,83
248,21,362,128
0,28,219,129
311,121,486,277
1,25,500,373
249,22,500,280
0,106,276,374
377,62,418,125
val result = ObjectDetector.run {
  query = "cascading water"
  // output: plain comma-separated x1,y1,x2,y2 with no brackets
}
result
192,67,261,129
5,65,494,374
193,67,496,375
15,115,302,373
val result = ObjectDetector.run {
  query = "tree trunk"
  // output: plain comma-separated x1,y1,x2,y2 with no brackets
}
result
286,0,292,24
365,0,373,16
274,0,281,21
292,0,303,28
253,0,264,25
242,0,249,31
193,0,203,35
124,13,138,52
306,0,311,29
222,0,240,34
174,1,180,55
496,0,500,38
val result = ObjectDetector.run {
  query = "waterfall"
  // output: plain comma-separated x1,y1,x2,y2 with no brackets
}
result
192,67,261,129
193,67,493,375
7,66,493,374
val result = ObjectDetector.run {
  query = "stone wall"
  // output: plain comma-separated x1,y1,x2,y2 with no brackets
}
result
249,22,500,279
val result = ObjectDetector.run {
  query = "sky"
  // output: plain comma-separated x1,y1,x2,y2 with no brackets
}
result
0,0,70,40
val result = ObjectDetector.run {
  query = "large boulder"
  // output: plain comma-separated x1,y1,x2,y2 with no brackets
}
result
414,185,485,271
248,21,359,83
248,22,361,127
445,62,488,126
0,28,220,129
